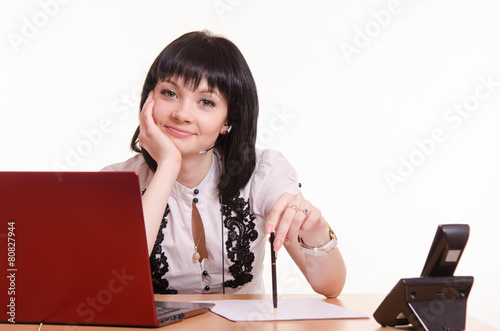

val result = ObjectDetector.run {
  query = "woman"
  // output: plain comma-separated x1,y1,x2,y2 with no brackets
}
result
103,31,346,297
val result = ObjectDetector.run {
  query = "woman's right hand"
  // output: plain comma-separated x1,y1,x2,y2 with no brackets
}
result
138,91,182,166
139,91,182,255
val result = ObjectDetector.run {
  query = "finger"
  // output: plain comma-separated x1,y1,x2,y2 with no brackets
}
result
140,91,155,131
273,206,297,251
299,207,322,232
265,192,293,234
139,92,157,150
281,199,315,245
287,208,307,241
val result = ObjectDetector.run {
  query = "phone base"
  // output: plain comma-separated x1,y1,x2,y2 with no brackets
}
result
374,276,473,331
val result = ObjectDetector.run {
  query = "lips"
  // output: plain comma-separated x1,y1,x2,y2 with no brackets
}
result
165,126,195,138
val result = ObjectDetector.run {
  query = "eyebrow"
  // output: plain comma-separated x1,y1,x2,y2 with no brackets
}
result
199,89,221,97
160,78,223,99
161,78,179,87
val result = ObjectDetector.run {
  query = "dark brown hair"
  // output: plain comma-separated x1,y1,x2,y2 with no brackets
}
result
131,31,259,201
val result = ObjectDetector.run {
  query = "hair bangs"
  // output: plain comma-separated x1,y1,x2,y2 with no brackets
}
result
153,37,240,105
132,31,258,201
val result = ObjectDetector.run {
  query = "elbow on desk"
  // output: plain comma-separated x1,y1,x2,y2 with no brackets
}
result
312,268,347,299
315,282,345,299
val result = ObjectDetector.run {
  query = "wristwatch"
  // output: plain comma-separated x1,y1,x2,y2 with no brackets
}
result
297,224,338,256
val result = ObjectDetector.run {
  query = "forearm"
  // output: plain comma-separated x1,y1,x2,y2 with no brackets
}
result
142,160,181,255
287,220,347,298
302,247,346,298
266,192,347,297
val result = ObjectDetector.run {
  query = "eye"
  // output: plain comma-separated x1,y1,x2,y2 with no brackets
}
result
200,99,215,107
161,89,177,98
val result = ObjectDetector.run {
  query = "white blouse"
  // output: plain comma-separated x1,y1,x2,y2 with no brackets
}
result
102,149,300,294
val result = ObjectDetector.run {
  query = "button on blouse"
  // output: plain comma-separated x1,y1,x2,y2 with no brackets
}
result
101,149,301,294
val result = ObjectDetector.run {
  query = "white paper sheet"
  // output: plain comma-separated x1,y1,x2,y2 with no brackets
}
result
196,298,369,322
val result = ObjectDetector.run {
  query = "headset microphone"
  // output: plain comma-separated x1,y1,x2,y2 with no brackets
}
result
198,125,232,154
199,146,215,154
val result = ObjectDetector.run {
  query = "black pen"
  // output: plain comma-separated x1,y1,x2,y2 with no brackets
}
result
270,232,277,315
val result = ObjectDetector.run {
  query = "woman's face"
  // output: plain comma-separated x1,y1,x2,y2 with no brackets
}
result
151,76,229,156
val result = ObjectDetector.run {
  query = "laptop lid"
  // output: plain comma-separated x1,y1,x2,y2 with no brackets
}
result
0,171,213,327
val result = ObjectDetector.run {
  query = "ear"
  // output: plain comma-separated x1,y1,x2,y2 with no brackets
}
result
220,123,231,135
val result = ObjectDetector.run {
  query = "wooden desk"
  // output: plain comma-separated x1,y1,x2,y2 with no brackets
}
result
2,294,498,330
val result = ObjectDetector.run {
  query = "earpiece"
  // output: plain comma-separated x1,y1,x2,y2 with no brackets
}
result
200,124,233,154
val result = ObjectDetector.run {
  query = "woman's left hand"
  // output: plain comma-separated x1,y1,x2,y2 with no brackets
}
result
266,192,329,252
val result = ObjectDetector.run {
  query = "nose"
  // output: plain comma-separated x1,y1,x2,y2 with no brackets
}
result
171,100,193,123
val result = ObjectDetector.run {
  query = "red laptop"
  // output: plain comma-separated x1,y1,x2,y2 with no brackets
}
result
0,171,213,327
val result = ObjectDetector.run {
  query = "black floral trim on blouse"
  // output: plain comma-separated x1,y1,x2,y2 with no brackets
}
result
221,196,258,288
149,205,178,294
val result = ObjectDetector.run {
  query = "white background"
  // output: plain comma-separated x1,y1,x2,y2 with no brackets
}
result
1,0,500,328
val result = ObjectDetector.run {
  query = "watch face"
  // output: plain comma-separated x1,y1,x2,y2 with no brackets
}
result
326,224,338,241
